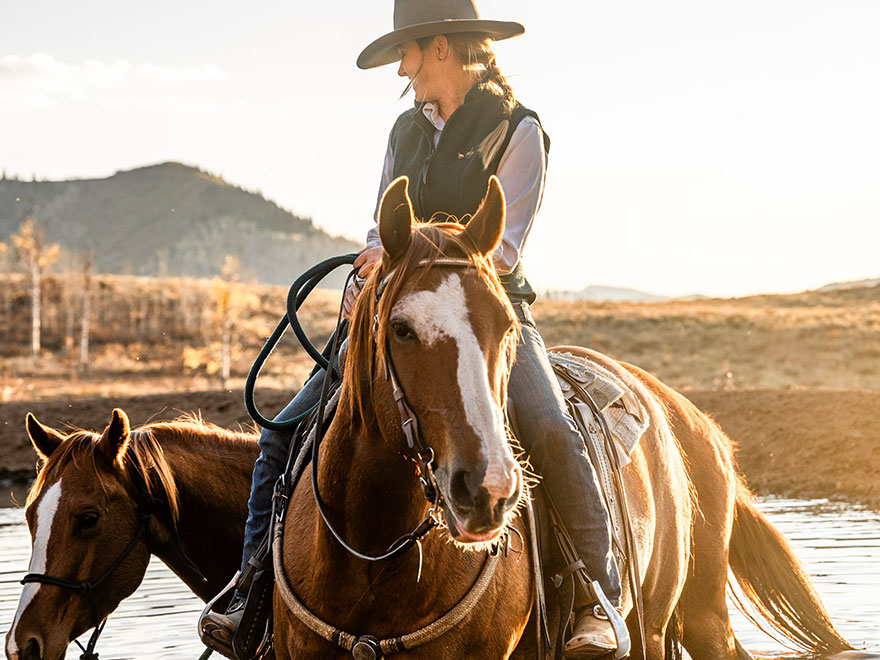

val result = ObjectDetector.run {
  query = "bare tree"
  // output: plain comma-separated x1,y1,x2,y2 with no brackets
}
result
212,255,259,388
80,255,93,371
10,217,60,363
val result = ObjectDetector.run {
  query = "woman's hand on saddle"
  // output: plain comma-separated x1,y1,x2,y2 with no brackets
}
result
343,246,383,319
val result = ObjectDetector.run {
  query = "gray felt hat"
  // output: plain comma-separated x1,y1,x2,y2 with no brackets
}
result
357,0,525,70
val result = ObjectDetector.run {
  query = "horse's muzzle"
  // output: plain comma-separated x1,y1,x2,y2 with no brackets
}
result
445,465,522,542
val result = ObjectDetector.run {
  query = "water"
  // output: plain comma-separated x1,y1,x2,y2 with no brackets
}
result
1,498,878,659
728,498,880,657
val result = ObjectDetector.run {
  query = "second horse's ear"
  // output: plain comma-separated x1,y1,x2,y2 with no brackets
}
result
462,176,506,257
378,176,414,262
26,413,65,461
96,408,132,465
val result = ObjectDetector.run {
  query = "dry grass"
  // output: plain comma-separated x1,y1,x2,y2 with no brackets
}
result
0,273,340,401
1,273,879,400
534,285,880,389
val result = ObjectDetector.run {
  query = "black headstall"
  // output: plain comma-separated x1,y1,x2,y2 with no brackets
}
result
19,459,154,660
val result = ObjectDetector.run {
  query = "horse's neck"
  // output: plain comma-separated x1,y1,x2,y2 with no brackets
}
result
148,427,258,600
286,406,487,631
288,404,434,573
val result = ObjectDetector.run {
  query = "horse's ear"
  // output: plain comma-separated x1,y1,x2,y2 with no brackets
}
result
97,408,131,464
462,175,505,257
26,413,65,461
378,176,414,262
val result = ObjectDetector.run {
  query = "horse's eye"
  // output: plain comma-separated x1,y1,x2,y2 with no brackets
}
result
391,320,416,341
78,512,100,531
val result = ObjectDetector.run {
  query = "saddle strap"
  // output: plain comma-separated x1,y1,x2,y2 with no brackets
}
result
570,401,626,555
524,496,551,656
573,380,648,660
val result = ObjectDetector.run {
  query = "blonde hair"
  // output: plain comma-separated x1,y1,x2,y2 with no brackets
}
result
446,33,515,113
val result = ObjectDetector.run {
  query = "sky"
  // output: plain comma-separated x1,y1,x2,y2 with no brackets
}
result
2,1,879,298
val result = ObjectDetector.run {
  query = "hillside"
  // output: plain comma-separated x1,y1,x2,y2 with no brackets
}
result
0,163,359,286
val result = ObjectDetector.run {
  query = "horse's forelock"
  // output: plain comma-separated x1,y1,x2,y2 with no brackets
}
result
345,221,515,424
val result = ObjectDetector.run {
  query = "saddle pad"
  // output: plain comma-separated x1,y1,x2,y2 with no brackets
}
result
549,351,648,464
549,351,649,557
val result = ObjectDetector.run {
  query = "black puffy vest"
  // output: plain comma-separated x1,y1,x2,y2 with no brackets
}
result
389,82,550,301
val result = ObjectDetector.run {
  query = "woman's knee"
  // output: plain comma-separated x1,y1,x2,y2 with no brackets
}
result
257,427,293,461
524,423,588,469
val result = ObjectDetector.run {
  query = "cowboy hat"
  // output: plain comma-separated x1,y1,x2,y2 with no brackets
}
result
357,0,524,70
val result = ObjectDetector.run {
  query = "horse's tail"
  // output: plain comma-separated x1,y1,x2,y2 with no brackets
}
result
728,479,851,654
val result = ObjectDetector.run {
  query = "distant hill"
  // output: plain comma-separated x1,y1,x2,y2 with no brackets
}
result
817,277,880,292
546,284,670,302
0,163,360,286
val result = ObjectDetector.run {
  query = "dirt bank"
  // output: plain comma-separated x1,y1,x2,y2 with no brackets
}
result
685,387,880,508
2,387,878,508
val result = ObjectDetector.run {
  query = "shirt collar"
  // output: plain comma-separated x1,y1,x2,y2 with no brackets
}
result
421,102,445,132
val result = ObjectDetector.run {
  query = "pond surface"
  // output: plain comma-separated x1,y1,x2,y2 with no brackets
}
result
1,497,878,659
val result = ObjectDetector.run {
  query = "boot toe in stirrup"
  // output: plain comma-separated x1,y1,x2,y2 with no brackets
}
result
563,606,618,660
200,602,245,659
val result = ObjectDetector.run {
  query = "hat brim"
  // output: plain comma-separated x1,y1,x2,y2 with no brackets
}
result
357,19,524,70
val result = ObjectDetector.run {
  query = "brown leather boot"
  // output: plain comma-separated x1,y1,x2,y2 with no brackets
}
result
563,605,617,659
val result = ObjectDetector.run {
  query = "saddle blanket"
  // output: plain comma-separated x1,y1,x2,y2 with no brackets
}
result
548,350,649,554
549,350,648,465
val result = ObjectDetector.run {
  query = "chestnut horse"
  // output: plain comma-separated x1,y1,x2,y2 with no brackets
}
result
4,410,256,660
6,177,855,660
270,175,853,660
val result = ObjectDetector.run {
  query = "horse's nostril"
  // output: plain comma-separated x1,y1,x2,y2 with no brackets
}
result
493,496,509,524
491,477,521,523
449,469,476,510
23,636,43,660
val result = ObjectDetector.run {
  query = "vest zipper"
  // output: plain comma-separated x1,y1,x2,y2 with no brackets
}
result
419,107,461,214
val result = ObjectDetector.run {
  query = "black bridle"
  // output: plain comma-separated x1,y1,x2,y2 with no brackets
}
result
19,460,154,660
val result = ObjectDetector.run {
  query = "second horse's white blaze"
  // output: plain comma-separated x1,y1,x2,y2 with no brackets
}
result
6,479,63,659
393,274,515,491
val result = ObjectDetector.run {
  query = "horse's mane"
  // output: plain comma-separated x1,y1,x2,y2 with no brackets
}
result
345,220,517,426
25,415,255,523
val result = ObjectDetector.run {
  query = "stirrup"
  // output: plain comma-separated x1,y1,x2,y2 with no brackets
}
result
587,581,630,660
198,548,275,660
199,572,241,659
231,555,274,660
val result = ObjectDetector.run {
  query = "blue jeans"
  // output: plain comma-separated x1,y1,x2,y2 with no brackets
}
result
241,302,621,606
240,372,325,570
507,298,621,606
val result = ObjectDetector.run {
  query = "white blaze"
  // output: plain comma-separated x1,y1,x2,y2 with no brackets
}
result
6,479,63,659
393,274,512,485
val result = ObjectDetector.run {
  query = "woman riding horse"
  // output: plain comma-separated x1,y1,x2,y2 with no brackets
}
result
204,1,624,658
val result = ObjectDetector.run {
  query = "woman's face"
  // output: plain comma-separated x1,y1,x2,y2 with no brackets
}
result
397,39,441,102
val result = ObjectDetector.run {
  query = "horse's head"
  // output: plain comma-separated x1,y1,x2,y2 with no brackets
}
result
348,175,523,546
6,409,172,660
